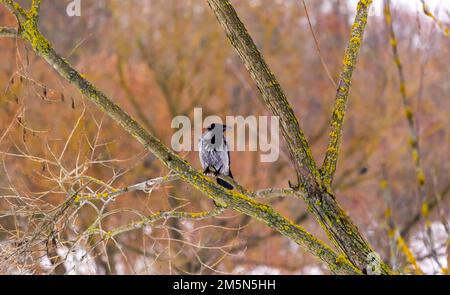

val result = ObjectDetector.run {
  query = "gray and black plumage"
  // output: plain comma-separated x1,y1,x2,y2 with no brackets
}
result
199,123,233,190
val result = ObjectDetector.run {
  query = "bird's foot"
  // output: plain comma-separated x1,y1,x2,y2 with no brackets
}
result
213,165,223,176
204,166,220,177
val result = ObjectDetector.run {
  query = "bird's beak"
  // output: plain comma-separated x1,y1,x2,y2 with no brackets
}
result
223,125,231,131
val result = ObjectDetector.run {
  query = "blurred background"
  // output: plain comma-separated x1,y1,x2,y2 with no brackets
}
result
0,0,448,274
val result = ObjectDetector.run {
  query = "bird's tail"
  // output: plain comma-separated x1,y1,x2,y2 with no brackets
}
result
217,170,233,190
217,178,233,190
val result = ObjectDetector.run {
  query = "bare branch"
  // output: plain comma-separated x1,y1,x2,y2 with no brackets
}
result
297,0,337,88
74,173,180,203
0,26,17,38
75,172,300,203
383,0,439,268
321,0,373,187
103,206,226,238
420,0,449,36
401,183,450,238
380,171,423,274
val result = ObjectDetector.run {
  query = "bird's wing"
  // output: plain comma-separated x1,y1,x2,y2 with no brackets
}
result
216,137,230,175
198,136,207,169
226,143,230,167
223,137,230,166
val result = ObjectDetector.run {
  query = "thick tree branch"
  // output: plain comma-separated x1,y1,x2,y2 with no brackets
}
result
0,0,359,274
321,0,372,187
205,0,391,274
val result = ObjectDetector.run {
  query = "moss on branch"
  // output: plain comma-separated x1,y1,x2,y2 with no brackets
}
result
321,0,373,187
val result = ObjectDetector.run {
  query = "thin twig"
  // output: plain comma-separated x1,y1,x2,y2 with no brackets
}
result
297,0,336,88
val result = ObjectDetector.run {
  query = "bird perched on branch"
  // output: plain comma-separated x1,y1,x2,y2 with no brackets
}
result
199,123,233,189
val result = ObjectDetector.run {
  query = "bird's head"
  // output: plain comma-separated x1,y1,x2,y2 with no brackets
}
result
206,123,230,132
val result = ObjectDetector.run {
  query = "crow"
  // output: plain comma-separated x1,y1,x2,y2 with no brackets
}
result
199,123,233,189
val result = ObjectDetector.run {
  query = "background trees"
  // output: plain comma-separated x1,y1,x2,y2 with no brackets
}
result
0,0,448,274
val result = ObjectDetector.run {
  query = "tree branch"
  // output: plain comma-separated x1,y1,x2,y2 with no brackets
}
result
74,172,301,203
73,173,180,203
380,172,423,274
298,0,337,88
0,26,17,37
420,0,449,37
30,0,41,23
321,0,373,187
383,0,439,267
102,206,227,238
400,183,450,238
